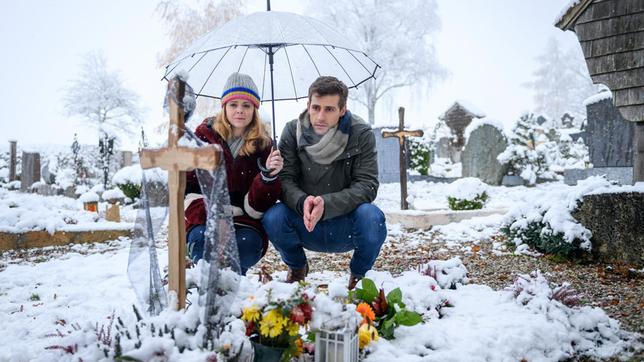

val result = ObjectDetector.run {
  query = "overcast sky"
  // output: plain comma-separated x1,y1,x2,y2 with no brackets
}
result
0,0,581,151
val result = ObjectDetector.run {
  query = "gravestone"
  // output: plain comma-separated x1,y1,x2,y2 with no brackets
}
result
9,141,17,181
374,126,401,184
564,97,633,185
461,124,509,185
20,152,40,192
435,137,451,159
586,98,633,167
122,151,133,167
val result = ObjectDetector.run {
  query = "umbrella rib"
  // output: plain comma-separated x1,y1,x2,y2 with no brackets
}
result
282,46,298,99
345,49,374,74
301,44,321,77
323,45,356,87
187,52,209,73
197,46,233,96
236,46,249,73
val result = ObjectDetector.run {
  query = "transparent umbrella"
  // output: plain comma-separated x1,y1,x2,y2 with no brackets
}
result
162,5,380,143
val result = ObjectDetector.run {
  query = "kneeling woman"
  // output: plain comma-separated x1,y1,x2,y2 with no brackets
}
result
184,72,282,275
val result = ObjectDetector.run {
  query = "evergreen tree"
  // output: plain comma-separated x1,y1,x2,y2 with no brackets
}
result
524,37,596,126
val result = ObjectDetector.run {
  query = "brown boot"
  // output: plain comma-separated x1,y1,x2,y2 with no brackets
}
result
348,273,363,290
286,263,309,283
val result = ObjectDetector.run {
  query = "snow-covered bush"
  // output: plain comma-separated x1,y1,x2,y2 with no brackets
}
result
409,138,431,175
501,176,620,259
419,257,469,289
112,165,166,202
497,113,553,185
446,177,488,210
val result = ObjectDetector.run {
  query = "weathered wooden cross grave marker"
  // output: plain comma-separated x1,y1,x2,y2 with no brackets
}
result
382,107,424,210
139,77,220,310
9,140,17,181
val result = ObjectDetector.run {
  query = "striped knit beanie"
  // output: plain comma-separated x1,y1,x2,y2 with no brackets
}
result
221,72,260,108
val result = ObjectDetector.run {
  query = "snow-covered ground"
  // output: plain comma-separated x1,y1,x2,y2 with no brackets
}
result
0,180,642,361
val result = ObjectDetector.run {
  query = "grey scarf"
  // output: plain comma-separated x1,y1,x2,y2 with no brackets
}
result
296,110,352,165
227,136,244,159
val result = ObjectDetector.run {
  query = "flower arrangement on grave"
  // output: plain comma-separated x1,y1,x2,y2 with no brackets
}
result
351,278,423,344
241,283,314,361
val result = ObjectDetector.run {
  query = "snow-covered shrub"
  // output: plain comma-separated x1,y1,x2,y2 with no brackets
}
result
501,176,619,259
506,271,583,308
409,138,431,175
446,177,488,210
113,165,142,200
497,113,553,185
112,165,166,202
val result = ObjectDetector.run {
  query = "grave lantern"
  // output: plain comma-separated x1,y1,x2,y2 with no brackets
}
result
314,325,359,362
80,191,99,213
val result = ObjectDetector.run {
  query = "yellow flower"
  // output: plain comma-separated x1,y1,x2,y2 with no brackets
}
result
241,305,261,322
286,321,300,336
358,323,379,350
259,309,286,338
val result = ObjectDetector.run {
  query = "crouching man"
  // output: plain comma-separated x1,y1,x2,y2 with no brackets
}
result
262,76,387,289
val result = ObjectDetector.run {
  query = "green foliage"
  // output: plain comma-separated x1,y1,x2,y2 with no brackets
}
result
353,278,423,340
30,293,40,301
355,278,378,303
447,192,488,211
409,139,431,175
501,219,589,261
116,182,140,200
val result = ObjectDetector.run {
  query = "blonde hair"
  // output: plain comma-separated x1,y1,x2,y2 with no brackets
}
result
213,107,271,156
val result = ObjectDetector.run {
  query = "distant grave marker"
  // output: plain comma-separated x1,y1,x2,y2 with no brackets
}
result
20,152,40,192
382,107,423,210
9,141,17,181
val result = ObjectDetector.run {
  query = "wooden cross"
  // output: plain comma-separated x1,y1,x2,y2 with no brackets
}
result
382,107,424,210
139,77,220,310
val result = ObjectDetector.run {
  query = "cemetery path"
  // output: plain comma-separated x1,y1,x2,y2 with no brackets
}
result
254,229,644,336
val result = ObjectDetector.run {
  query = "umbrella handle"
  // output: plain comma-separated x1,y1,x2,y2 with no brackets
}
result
257,157,275,175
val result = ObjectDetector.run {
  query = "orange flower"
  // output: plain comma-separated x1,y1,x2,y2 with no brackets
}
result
356,302,376,324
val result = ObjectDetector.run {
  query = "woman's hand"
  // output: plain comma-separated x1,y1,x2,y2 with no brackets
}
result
265,149,283,177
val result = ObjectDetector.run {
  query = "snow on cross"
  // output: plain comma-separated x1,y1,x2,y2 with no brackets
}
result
139,77,220,310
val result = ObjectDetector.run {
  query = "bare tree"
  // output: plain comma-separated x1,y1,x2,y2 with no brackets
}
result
63,51,143,188
156,0,244,67
524,36,597,127
307,0,448,124
155,0,244,131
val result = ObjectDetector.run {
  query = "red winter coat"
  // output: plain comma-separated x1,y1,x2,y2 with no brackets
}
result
184,118,281,255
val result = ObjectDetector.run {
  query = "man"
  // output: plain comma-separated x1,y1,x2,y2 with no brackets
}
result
262,76,387,289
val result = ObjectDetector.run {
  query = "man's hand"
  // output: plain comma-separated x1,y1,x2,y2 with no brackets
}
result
303,195,324,232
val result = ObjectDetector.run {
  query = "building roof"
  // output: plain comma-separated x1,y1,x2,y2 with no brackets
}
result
555,0,594,30
438,100,486,121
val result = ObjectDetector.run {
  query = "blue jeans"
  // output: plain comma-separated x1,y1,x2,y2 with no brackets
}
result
262,203,387,277
187,224,263,275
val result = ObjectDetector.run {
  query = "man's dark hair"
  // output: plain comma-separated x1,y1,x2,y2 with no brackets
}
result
308,76,349,109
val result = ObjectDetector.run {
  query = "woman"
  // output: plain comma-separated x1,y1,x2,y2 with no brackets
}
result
184,72,282,275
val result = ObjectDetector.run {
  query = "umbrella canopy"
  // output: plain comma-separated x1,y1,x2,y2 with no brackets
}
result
163,11,380,102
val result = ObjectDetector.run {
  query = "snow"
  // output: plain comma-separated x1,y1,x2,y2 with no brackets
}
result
112,164,166,186
0,189,133,234
582,89,613,106
0,178,642,360
554,0,583,26
463,117,505,140
79,191,99,203
102,188,125,201
445,177,488,201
